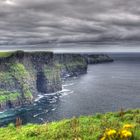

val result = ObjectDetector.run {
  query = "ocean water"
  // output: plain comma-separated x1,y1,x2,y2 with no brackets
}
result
1,58,140,126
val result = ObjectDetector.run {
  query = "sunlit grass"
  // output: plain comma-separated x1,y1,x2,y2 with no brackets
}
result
0,109,140,140
0,52,13,58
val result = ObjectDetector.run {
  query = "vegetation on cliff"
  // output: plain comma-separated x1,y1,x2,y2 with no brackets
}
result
0,63,33,109
0,52,13,58
54,54,88,77
44,65,61,82
0,90,20,104
10,63,33,99
0,109,139,140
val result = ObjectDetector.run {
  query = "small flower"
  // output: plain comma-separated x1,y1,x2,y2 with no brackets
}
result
120,130,132,138
100,136,106,140
106,129,117,137
123,124,134,129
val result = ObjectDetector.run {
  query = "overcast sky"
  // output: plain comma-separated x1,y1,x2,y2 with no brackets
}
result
0,0,140,51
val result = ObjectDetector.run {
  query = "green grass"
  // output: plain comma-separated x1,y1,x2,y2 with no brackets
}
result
0,52,13,58
0,72,13,84
0,90,20,103
10,63,29,78
10,63,33,99
0,109,139,140
0,63,33,103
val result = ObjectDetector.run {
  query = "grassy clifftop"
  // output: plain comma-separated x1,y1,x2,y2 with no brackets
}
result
0,109,140,140
0,52,13,58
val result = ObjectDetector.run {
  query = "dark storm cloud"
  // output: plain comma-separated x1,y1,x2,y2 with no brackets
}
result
0,0,140,45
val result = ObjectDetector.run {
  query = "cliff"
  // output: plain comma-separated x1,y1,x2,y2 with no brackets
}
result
54,54,87,77
0,51,113,111
0,51,59,110
85,54,113,64
0,51,88,110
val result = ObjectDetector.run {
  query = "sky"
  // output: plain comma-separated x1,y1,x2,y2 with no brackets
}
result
0,0,140,52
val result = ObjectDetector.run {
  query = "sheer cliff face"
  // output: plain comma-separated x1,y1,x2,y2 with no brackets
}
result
0,52,88,110
54,54,88,77
0,52,62,110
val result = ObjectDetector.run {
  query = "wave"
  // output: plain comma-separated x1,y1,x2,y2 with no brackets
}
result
62,83,74,87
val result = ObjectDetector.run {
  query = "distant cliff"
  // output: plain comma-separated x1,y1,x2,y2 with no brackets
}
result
85,54,113,64
0,51,113,111
54,54,88,77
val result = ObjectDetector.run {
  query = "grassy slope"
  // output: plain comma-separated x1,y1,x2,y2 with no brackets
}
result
0,109,140,140
0,52,13,58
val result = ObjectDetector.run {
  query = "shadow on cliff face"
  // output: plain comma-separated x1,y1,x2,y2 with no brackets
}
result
36,72,47,93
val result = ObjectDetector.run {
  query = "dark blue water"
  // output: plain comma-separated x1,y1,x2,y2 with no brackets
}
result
1,60,140,126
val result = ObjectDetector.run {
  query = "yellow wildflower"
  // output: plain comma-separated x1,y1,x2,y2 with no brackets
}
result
120,130,132,138
106,129,117,137
123,124,134,129
100,136,106,140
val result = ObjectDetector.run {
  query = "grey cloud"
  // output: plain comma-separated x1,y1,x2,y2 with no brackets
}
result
0,0,140,46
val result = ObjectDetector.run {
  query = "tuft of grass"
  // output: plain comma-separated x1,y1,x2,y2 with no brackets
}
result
0,109,139,140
